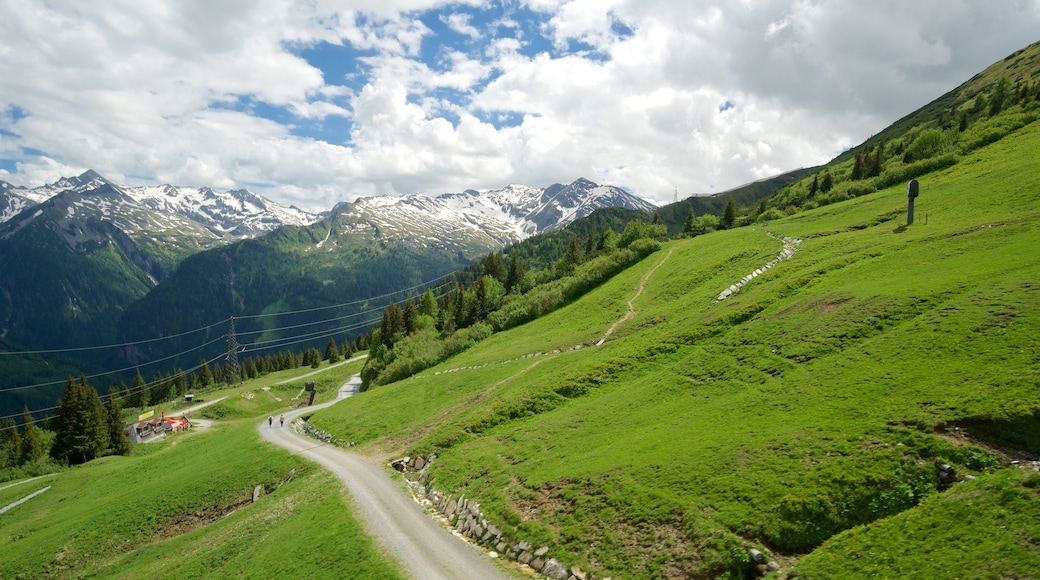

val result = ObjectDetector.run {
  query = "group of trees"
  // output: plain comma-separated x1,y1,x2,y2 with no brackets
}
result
0,407,44,470
50,376,131,466
362,219,668,389
0,333,366,476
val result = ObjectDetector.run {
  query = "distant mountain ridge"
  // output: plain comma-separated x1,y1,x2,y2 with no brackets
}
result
0,170,320,237
344,177,658,254
0,170,657,385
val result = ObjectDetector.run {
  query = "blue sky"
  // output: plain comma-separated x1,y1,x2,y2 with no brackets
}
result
1,0,1038,211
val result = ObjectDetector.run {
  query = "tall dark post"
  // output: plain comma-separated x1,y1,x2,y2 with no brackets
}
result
907,179,920,225
226,316,241,384
306,381,316,406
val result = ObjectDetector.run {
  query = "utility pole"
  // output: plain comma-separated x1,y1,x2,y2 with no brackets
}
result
226,316,241,384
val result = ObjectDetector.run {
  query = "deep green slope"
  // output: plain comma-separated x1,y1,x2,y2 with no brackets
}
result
114,208,471,377
309,118,1040,577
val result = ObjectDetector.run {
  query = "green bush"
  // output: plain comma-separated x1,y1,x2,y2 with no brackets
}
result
904,128,957,163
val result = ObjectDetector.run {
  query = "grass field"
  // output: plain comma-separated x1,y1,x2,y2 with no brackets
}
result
0,358,401,580
309,121,1040,577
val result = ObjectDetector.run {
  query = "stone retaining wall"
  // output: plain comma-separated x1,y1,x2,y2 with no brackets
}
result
393,453,602,580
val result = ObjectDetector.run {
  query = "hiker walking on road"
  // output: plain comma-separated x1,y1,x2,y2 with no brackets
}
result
268,415,273,428
279,414,284,427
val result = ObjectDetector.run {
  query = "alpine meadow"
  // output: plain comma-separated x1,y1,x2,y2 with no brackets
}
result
2,39,1040,580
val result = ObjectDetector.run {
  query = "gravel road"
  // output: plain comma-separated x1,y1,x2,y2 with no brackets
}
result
258,375,514,580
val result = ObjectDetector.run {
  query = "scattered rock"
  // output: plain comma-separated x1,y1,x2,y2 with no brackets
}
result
748,548,766,564
542,558,570,580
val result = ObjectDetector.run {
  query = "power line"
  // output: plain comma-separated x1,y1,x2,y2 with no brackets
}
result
0,269,461,359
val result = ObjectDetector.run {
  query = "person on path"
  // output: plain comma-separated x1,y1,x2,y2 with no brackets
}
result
279,414,284,427
268,415,273,428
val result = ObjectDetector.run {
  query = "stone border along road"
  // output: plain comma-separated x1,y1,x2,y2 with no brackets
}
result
259,375,516,580
259,248,680,579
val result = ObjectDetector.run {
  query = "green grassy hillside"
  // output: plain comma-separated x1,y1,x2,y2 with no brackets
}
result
0,361,403,580
309,118,1040,577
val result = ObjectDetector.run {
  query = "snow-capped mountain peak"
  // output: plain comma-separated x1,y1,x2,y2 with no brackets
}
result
343,177,656,255
0,170,321,237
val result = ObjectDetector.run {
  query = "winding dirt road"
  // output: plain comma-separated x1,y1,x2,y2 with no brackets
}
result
258,376,513,580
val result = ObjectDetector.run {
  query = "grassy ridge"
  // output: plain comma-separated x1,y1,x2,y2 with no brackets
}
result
310,121,1040,577
0,359,401,580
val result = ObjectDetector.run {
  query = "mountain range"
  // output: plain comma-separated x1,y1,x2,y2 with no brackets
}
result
0,170,661,413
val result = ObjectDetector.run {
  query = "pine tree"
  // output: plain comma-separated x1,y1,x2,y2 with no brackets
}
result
106,387,132,456
419,288,439,318
50,376,107,465
867,142,884,178
196,359,213,388
809,174,819,196
474,276,494,321
989,77,1011,116
851,150,865,180
0,417,20,468
557,236,584,276
720,198,737,229
325,337,341,363
481,252,507,283
129,368,147,408
585,230,598,258
505,252,526,294
820,171,834,193
452,287,468,329
380,302,405,348
651,212,664,225
682,208,696,236
403,299,419,335
19,406,43,466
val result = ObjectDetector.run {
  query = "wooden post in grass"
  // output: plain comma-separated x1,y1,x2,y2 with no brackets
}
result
306,381,316,406
907,179,920,225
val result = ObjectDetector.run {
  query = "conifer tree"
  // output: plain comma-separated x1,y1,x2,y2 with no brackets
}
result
851,150,865,180
403,298,419,335
50,376,107,465
481,252,507,283
0,417,20,468
682,208,697,236
452,287,468,329
989,77,1010,116
19,406,43,466
720,198,737,229
129,368,147,408
557,236,584,276
809,174,819,196
474,276,494,321
820,171,834,193
505,252,526,294
867,143,883,178
325,337,341,363
106,387,131,456
380,302,405,348
419,288,439,318
196,359,213,388
585,230,598,257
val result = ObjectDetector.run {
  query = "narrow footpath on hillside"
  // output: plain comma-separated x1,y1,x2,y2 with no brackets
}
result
258,248,680,579
259,375,514,580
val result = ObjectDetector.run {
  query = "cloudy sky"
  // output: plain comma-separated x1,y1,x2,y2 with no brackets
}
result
1,1,1038,211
